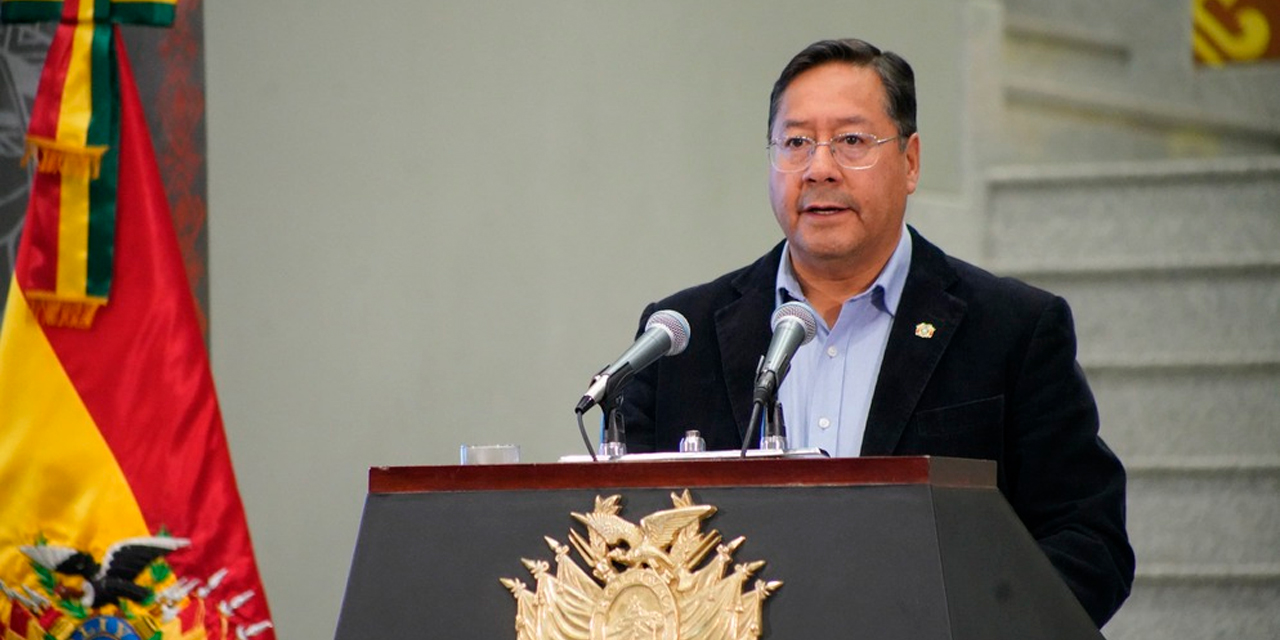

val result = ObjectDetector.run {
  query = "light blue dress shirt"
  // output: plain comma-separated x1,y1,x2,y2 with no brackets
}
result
773,226,913,457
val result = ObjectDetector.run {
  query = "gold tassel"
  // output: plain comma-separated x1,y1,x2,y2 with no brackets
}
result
21,135,108,180
27,297,105,329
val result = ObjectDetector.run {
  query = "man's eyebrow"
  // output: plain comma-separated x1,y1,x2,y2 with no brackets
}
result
776,115,872,130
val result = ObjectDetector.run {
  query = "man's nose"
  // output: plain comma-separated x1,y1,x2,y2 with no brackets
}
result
804,143,842,181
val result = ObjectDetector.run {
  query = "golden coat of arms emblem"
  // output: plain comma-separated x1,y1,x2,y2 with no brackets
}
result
502,491,781,640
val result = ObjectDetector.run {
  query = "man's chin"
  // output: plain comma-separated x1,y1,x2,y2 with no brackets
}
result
789,240,866,265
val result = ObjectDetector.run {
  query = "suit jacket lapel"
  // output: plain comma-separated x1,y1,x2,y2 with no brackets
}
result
861,229,967,456
716,244,783,443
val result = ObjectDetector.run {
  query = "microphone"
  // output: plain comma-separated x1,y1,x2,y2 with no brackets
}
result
576,309,691,414
752,301,819,405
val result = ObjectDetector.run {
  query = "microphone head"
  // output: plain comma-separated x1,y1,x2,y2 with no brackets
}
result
771,301,818,345
646,309,692,356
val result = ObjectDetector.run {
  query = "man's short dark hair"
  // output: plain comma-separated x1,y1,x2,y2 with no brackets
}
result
767,38,917,142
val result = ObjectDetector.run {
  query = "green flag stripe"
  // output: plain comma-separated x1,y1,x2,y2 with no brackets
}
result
86,140,118,298
87,23,114,145
85,39,120,299
0,1,176,25
110,2,174,25
0,1,61,22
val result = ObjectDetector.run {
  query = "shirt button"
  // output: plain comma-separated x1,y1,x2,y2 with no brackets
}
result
826,346,838,357
818,417,831,429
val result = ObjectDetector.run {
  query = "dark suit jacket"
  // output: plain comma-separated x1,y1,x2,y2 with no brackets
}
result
619,227,1135,626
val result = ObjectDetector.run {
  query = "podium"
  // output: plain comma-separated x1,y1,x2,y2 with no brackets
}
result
334,456,1100,639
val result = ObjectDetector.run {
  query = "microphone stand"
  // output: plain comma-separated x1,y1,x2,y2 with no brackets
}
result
761,399,788,451
741,356,790,457
598,392,627,459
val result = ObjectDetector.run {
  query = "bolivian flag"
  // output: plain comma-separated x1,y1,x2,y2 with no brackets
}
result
0,6,274,640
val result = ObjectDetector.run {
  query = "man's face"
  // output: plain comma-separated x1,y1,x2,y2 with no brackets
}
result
768,62,920,276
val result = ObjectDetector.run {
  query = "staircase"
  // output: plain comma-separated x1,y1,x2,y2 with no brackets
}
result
980,1,1280,637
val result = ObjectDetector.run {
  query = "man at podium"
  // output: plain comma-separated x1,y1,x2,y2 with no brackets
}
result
617,38,1135,627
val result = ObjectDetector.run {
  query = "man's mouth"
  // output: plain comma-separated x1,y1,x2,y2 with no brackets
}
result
802,204,851,215
799,191,857,216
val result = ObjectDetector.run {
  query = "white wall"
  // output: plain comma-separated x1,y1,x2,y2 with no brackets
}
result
203,2,969,637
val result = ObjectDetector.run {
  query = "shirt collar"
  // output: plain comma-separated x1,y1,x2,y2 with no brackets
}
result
775,225,913,317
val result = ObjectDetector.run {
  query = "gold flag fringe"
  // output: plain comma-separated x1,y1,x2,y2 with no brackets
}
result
26,293,106,329
21,135,108,180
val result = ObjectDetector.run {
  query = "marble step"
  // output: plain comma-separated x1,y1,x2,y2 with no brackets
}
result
996,82,1280,164
1014,267,1280,366
1125,463,1280,567
1004,13,1131,91
986,156,1280,269
1084,361,1280,462
1103,565,1280,640
1104,467,1280,639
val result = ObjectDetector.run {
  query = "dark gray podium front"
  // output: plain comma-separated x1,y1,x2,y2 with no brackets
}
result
334,456,1100,639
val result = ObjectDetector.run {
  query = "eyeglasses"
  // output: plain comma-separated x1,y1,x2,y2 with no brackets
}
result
768,132,901,172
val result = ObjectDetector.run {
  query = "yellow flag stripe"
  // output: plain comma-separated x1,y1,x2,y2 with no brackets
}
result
0,277,149,583
58,6,96,144
55,169,92,297
51,16,97,297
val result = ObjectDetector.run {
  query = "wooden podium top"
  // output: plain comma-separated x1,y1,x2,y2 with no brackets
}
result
368,455,995,494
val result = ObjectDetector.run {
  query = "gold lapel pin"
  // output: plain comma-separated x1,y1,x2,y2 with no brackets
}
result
914,322,936,339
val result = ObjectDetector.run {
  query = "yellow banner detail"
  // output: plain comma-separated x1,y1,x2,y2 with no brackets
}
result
0,279,149,583
1194,0,1280,65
